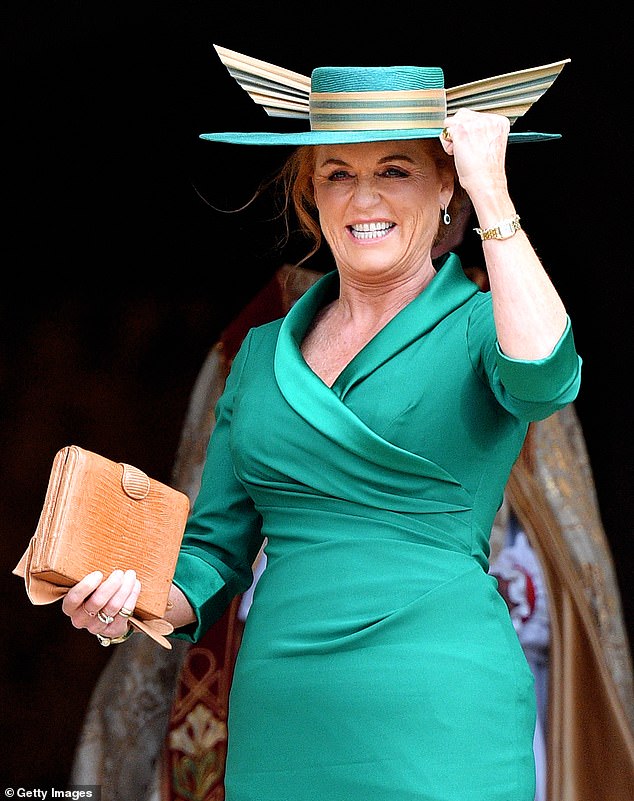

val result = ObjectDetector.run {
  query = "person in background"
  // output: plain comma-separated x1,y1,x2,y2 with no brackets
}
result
61,50,581,800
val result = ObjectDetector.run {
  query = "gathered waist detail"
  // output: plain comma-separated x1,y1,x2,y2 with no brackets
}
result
258,498,476,561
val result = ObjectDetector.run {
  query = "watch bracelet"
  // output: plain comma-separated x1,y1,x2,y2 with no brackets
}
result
474,214,521,241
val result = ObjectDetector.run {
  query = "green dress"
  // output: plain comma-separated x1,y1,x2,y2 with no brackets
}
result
173,253,581,801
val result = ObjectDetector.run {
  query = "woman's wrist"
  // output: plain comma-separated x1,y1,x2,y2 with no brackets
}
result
474,214,521,241
464,180,515,231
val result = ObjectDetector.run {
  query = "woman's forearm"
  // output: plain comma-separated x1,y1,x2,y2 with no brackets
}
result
482,228,568,360
469,185,568,360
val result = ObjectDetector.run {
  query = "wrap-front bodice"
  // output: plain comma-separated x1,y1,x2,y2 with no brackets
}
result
173,253,581,642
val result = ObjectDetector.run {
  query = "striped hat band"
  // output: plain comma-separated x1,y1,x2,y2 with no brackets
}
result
308,66,446,131
309,88,447,131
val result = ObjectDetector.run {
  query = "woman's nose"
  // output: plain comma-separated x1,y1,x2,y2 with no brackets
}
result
352,177,380,207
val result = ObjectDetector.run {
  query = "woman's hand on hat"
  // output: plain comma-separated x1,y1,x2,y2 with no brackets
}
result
440,108,510,198
62,568,141,640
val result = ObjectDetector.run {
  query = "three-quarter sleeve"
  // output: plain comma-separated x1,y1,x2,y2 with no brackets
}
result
468,293,582,422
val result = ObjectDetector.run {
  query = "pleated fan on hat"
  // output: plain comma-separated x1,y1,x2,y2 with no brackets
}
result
212,44,569,126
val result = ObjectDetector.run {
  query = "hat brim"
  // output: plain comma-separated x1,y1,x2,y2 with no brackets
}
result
199,128,561,146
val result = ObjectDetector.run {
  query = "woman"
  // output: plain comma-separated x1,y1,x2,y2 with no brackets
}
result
62,53,581,800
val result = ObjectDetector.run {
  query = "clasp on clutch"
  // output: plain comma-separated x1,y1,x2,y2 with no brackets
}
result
120,463,151,500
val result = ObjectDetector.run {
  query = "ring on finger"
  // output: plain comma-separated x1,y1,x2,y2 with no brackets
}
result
441,127,452,142
96,626,134,647
118,606,134,619
82,603,97,617
97,610,115,625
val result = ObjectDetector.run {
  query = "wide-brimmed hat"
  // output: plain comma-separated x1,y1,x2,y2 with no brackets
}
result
200,45,569,146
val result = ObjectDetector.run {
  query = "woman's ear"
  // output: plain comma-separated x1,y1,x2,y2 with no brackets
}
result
439,171,454,210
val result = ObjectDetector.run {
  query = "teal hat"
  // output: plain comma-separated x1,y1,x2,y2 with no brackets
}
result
200,45,570,146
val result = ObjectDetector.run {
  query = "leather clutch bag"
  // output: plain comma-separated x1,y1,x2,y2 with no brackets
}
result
13,445,190,648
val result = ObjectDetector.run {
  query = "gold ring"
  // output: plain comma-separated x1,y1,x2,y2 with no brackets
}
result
96,627,134,647
97,610,115,625
118,607,134,619
441,127,452,142
82,604,96,618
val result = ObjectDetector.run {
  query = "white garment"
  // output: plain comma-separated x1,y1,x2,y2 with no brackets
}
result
490,527,550,801
237,548,268,621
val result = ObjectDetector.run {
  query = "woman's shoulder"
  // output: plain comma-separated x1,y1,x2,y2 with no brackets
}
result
236,317,284,361
250,316,285,340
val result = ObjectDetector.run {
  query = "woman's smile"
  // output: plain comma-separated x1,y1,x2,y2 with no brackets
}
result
347,221,396,241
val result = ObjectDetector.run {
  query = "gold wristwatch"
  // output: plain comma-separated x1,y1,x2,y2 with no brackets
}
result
474,214,521,241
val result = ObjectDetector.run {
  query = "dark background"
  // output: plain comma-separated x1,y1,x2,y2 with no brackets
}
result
2,2,632,791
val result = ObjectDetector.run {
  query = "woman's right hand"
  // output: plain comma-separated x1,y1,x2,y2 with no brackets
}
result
61,569,141,642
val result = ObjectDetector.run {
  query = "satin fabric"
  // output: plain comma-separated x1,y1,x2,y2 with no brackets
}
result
173,253,581,800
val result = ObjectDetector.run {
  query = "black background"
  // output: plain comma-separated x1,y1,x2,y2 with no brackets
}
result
2,2,632,790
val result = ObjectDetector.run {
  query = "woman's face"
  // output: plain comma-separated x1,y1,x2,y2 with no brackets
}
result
311,139,453,280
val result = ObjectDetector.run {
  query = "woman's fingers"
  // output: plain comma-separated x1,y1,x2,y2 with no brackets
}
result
441,109,510,195
62,569,140,637
95,569,138,620
122,578,142,620
62,570,104,618
102,574,142,637
443,107,510,143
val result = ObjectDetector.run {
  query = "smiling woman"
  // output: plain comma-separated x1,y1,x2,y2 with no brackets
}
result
57,47,581,801
312,141,454,262
281,138,469,267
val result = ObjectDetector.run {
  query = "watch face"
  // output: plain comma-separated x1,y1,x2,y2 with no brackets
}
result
477,215,520,240
498,221,515,238
493,218,521,239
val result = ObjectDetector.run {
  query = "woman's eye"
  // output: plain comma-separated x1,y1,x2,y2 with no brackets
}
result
381,167,408,178
324,166,409,181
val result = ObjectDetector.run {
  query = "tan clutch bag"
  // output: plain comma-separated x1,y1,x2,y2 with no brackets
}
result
13,445,190,649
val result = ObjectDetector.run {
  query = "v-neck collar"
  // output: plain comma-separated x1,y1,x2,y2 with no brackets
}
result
272,253,477,490
277,252,478,396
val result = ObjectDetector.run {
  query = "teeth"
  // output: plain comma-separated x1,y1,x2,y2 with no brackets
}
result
350,221,394,239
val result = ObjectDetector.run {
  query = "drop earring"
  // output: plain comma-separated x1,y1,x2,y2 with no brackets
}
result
443,206,451,225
